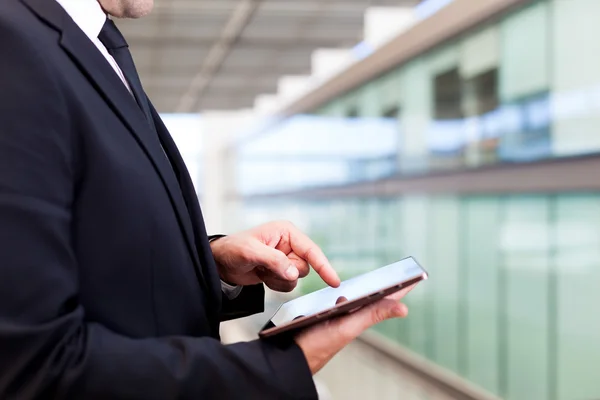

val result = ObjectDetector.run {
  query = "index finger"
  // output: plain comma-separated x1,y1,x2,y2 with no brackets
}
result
386,283,417,302
286,224,340,287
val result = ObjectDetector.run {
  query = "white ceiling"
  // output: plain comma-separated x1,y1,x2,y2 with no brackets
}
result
116,0,419,113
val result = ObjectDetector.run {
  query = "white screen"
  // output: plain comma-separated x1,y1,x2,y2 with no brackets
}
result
270,257,426,327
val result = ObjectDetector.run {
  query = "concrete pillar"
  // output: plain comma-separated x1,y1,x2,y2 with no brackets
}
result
200,110,257,234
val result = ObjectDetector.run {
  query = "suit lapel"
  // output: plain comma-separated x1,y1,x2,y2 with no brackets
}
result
21,0,210,298
148,103,223,314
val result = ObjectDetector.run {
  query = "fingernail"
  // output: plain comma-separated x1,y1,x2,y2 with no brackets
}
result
286,266,299,280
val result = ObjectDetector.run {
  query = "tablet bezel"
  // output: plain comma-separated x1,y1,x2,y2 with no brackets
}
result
259,260,428,339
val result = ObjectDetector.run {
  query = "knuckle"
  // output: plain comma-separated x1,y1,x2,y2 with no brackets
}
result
241,243,256,260
303,246,314,260
372,307,389,324
334,323,351,341
337,323,357,343
303,247,320,268
277,220,294,229
271,257,289,274
274,254,287,269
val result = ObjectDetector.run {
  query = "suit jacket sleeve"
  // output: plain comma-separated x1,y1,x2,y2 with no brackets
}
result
0,20,316,400
220,283,266,322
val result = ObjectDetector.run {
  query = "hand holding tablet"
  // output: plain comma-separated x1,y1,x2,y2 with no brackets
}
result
261,257,428,375
260,257,428,338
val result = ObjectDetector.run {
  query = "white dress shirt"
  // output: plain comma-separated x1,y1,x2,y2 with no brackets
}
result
55,0,241,300
55,0,131,92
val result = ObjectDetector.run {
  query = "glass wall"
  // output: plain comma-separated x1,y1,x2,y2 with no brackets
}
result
236,0,600,196
239,194,600,400
230,1,600,399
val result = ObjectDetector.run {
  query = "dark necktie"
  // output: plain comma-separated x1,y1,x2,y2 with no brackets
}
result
98,21,211,302
98,18,185,176
98,18,155,128
98,19,193,209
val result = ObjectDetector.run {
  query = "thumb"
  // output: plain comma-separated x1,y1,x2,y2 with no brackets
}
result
339,299,408,339
251,242,299,281
367,299,408,326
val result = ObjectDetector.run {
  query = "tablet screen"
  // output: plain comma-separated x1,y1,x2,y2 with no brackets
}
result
268,257,426,328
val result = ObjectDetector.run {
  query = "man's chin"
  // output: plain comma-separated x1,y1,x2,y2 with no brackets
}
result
127,3,154,18
99,0,154,19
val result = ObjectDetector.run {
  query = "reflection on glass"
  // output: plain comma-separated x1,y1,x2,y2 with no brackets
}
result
237,115,398,195
498,92,552,161
242,194,600,400
234,0,600,195
430,68,464,170
232,1,600,399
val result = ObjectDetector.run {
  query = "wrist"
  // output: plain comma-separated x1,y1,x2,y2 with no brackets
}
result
208,234,226,257
208,234,226,244
208,235,234,284
294,336,319,375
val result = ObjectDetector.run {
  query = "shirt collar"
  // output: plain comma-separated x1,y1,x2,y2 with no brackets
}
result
55,0,107,41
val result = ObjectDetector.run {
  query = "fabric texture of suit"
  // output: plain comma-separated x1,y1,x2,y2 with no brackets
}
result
0,0,316,398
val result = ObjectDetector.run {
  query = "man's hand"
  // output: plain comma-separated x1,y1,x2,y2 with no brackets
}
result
210,221,340,292
295,286,414,374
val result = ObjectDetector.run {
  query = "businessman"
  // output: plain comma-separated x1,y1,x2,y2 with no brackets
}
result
0,0,410,398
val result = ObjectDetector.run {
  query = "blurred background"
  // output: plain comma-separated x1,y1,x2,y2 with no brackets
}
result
119,0,600,399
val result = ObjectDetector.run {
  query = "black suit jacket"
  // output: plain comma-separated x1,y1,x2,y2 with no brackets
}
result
0,0,316,398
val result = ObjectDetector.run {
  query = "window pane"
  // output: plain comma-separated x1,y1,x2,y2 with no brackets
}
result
463,197,501,393
400,196,432,356
555,195,600,400
503,196,550,400
428,196,461,371
500,1,550,102
552,0,600,155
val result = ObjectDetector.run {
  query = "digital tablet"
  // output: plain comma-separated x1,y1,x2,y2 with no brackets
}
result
259,257,428,338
